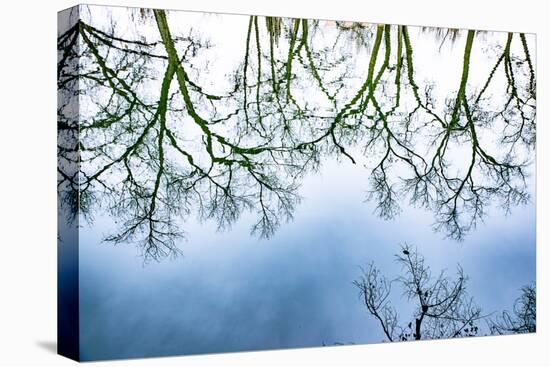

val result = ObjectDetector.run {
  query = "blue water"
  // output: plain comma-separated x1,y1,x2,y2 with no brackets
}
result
77,158,535,360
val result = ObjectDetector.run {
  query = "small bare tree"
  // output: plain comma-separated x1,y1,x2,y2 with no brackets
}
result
489,283,536,335
354,244,484,342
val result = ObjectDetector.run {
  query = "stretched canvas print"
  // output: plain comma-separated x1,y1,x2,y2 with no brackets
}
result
57,4,537,362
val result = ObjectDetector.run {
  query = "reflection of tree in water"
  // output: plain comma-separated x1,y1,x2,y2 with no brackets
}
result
58,8,536,260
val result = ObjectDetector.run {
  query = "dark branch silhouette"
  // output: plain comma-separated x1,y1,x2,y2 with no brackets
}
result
354,245,536,341
354,244,485,341
489,283,536,335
